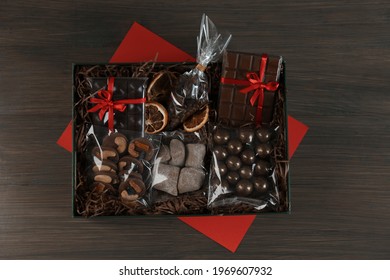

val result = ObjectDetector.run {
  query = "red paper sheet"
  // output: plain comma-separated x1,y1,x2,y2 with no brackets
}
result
58,22,308,252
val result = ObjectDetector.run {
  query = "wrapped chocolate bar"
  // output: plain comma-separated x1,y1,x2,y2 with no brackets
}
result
87,77,147,132
218,51,283,127
208,124,281,211
167,14,231,131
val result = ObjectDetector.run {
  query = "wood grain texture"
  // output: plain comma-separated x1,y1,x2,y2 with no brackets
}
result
0,0,389,259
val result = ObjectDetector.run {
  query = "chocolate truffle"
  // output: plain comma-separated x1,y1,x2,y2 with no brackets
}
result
253,177,269,194
254,160,272,176
152,163,180,196
185,144,206,168
239,165,253,179
256,127,273,143
213,146,228,161
256,143,273,158
102,132,128,154
178,167,205,194
235,179,253,196
169,139,185,167
213,128,230,145
226,155,242,171
226,171,240,185
227,139,243,155
157,144,171,163
238,127,255,144
241,149,255,165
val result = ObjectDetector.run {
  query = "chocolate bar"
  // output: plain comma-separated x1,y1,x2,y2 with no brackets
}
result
88,77,147,132
217,51,283,127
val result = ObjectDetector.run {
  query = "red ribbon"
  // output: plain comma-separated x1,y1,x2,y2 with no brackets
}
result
220,54,279,124
88,77,146,132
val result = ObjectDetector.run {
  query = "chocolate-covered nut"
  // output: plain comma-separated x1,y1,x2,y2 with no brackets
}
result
92,159,117,173
227,139,243,155
239,165,253,179
217,161,228,176
235,179,253,196
256,143,273,158
169,139,185,167
90,182,116,194
254,160,272,176
241,149,255,165
253,177,269,194
93,171,119,184
185,144,206,168
238,127,255,144
128,138,154,161
119,178,146,202
226,171,240,185
118,156,144,174
157,144,171,163
255,127,273,143
102,133,128,154
92,146,119,163
213,146,228,161
220,179,231,192
178,167,205,194
226,155,242,171
153,163,180,196
213,128,230,145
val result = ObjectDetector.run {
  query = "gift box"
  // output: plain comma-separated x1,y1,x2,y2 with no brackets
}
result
217,51,283,127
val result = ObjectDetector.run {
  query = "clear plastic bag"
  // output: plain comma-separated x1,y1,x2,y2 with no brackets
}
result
83,125,161,211
207,124,281,211
167,14,232,130
149,129,209,207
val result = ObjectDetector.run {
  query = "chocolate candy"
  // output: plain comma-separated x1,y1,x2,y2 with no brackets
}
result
92,159,117,173
93,171,119,185
153,163,180,196
102,133,128,154
239,165,253,179
178,167,205,194
217,161,228,176
128,138,154,161
169,139,185,167
119,178,146,202
253,177,269,194
213,146,228,161
238,127,255,144
235,179,253,196
185,144,206,168
227,139,243,155
157,144,171,163
241,149,255,165
226,171,240,185
254,160,272,176
92,146,119,163
118,156,144,174
256,127,273,143
256,143,273,158
213,128,230,145
226,155,242,171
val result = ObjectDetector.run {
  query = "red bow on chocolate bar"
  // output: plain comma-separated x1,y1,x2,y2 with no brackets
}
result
88,77,146,132
221,54,279,124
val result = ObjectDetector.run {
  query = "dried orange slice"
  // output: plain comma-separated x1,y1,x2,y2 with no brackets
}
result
147,71,177,104
183,105,209,132
145,101,168,134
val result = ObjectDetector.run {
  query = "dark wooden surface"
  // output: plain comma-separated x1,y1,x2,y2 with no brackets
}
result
1,0,389,259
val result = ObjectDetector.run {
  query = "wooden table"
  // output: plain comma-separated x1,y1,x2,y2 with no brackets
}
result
1,0,389,259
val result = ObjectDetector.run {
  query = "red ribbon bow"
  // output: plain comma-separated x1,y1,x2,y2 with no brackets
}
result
221,54,279,124
88,77,146,131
